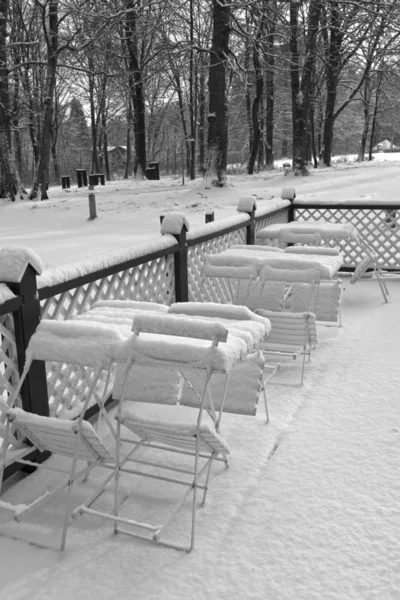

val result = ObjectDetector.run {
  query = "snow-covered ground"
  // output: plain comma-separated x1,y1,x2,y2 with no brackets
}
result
0,157,400,599
1,152,400,269
0,278,399,600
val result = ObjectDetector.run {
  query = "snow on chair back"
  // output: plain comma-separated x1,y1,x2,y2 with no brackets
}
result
279,230,323,246
131,312,228,344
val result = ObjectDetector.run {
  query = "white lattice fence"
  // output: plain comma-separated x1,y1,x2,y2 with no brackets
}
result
188,228,247,303
40,255,175,416
294,206,400,270
255,208,289,233
0,313,20,450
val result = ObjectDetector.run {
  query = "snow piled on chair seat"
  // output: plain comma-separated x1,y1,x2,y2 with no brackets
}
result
92,300,169,312
231,244,284,253
259,261,322,283
119,403,230,454
8,408,113,461
127,332,246,372
285,246,340,256
202,263,258,280
168,302,270,351
26,319,127,368
257,221,357,240
131,312,228,342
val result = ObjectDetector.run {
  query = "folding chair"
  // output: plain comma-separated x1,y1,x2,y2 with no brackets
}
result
350,246,389,303
167,302,271,421
0,319,127,550
75,312,250,552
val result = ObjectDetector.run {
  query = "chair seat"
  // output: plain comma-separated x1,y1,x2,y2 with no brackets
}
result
119,403,230,455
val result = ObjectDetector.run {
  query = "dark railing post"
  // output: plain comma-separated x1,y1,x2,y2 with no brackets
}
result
160,213,189,302
237,196,257,245
281,187,296,222
1,250,49,417
205,210,215,223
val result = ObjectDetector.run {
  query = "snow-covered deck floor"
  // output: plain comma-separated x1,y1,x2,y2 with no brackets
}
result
1,276,399,600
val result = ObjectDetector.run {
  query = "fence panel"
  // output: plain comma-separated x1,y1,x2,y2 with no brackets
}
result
188,205,290,303
39,250,176,418
293,203,400,270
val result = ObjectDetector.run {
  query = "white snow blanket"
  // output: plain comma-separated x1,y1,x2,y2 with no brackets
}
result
206,247,342,280
26,319,127,368
257,221,358,242
0,246,43,282
168,302,271,351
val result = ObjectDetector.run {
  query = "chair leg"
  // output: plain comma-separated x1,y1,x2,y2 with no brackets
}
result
201,453,216,505
60,430,81,551
114,418,122,534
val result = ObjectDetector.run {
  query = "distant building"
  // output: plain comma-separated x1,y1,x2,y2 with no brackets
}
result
373,139,397,152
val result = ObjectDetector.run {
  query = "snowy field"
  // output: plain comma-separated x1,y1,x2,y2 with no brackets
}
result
0,156,400,599
1,152,400,269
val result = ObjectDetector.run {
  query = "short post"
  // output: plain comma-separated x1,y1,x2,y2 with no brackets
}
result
61,175,70,189
76,169,88,188
88,174,97,187
237,195,257,245
159,215,164,225
205,210,215,223
160,213,189,302
100,174,105,185
88,193,97,220
281,187,296,223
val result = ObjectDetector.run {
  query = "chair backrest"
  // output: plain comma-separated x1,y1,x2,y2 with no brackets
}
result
8,408,113,462
179,351,265,415
279,231,323,246
255,310,317,347
285,246,340,256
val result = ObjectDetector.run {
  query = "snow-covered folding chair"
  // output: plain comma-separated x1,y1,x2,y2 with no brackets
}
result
78,312,253,552
254,309,317,386
350,245,389,303
0,319,128,550
167,302,272,421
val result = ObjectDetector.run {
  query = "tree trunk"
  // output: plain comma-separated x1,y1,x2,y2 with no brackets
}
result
369,68,384,160
124,101,132,179
290,0,322,176
126,0,147,180
204,0,232,188
0,0,16,200
247,41,263,174
358,74,371,162
264,11,275,170
197,60,206,173
30,0,58,200
322,2,343,167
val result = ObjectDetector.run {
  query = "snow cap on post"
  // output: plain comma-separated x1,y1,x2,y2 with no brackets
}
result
281,187,296,201
160,212,190,235
237,195,258,213
0,246,43,282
